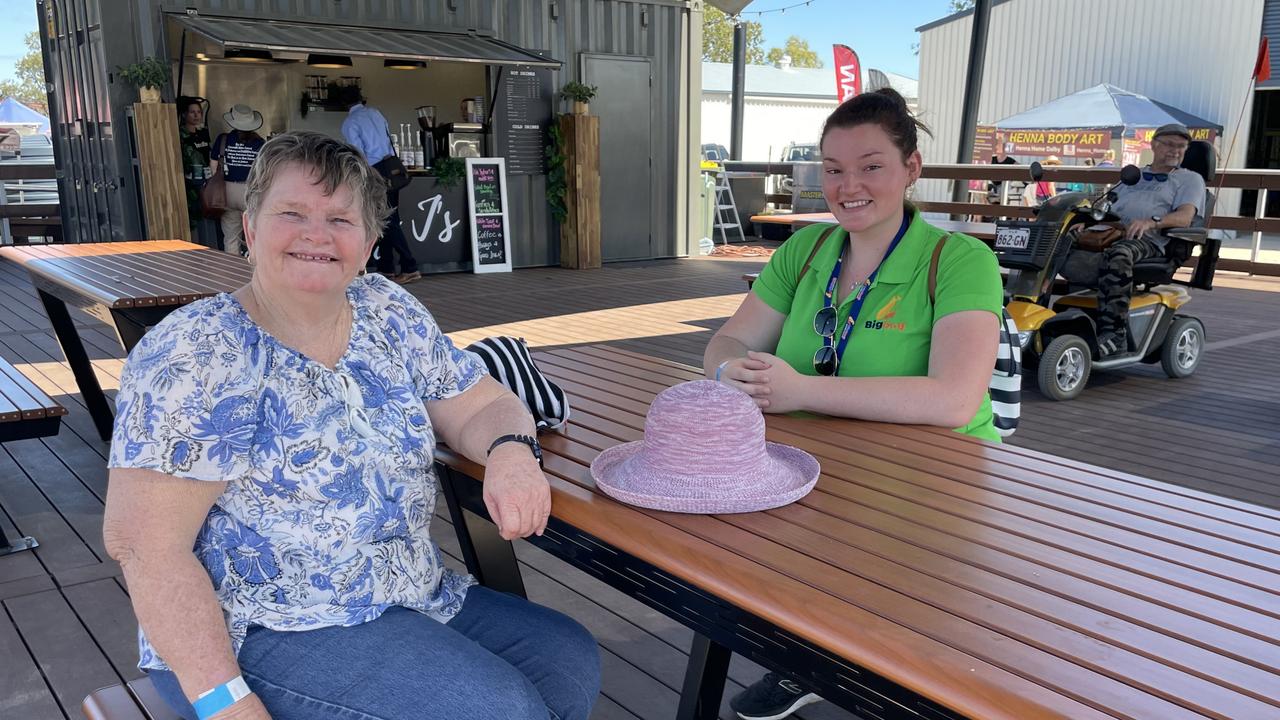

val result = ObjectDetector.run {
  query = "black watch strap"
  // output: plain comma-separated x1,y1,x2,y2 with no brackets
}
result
487,434,543,467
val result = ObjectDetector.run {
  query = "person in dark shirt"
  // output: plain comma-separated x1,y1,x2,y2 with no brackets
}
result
987,132,1019,204
177,97,211,231
211,104,266,256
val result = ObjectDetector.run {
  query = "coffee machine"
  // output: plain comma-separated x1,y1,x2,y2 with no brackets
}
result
435,122,485,159
415,106,436,168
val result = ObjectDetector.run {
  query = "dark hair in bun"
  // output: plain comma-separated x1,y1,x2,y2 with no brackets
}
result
821,87,931,161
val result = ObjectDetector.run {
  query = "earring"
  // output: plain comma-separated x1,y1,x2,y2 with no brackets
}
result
246,253,255,266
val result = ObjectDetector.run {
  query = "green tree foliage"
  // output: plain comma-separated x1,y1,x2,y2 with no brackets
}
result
950,0,976,11
766,36,824,69
0,32,48,116
702,7,765,65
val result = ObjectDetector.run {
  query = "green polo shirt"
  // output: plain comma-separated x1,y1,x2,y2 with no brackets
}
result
752,210,1004,441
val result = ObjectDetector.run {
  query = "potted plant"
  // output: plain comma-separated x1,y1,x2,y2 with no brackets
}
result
560,81,598,115
118,57,171,103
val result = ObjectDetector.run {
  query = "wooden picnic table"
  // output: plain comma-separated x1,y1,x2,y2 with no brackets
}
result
0,240,252,441
750,212,997,240
436,345,1280,720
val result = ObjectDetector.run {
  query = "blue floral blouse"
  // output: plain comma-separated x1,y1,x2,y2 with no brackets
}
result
108,274,486,671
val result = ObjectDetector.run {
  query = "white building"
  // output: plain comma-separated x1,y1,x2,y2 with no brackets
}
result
914,0,1265,214
700,61,918,162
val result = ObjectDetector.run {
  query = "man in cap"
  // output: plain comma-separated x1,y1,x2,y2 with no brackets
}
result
1093,122,1204,357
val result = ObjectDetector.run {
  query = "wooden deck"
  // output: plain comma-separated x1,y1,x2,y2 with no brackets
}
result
0,252,1276,720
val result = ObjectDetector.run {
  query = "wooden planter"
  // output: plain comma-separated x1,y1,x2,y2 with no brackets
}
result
558,114,601,269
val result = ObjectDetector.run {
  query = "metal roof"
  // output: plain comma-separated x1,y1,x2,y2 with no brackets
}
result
170,13,560,69
701,62,918,101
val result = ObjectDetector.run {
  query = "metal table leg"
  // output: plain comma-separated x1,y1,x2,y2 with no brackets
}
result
436,462,527,598
38,289,114,441
678,633,732,720
0,519,38,556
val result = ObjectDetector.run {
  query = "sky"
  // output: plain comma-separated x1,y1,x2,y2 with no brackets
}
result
750,0,962,78
0,2,38,84
0,1,963,83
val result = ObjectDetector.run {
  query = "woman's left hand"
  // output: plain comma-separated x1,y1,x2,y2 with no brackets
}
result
738,351,808,414
482,445,551,540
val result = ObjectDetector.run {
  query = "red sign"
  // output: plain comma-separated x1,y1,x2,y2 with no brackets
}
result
833,44,862,103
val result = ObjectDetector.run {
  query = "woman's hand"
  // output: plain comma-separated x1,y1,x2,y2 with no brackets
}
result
715,354,772,399
482,444,551,540
735,351,809,414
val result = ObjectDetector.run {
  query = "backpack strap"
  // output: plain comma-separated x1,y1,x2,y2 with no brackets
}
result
927,233,951,304
797,224,843,285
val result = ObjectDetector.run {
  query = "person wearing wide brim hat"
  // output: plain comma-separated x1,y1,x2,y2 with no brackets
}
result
222,103,263,133
210,104,267,257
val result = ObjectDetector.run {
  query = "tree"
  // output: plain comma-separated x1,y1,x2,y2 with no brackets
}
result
949,0,976,11
766,36,824,69
702,7,764,65
0,32,48,116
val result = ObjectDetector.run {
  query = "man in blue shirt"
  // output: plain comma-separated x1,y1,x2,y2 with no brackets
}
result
340,87,420,283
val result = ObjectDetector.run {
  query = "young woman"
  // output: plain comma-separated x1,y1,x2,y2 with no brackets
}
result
706,87,1004,720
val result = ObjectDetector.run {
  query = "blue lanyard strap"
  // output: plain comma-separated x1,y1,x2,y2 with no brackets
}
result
821,214,911,371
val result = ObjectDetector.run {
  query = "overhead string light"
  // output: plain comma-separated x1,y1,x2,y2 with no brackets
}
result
736,0,818,19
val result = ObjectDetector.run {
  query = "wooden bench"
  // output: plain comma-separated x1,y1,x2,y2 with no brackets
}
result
0,355,67,556
83,676,179,720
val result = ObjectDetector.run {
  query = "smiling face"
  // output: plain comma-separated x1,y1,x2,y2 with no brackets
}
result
243,162,375,298
1150,135,1189,173
820,123,921,236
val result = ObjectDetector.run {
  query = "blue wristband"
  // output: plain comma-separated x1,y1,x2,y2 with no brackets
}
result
192,676,251,720
715,360,730,382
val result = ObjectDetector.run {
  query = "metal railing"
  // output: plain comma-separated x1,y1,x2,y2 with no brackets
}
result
724,161,1280,275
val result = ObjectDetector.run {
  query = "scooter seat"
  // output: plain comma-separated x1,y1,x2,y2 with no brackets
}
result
1132,256,1180,286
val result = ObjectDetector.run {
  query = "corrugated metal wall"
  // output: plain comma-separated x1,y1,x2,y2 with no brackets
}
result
45,0,696,260
916,0,1264,214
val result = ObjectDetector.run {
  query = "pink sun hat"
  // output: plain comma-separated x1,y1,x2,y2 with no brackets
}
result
590,380,820,514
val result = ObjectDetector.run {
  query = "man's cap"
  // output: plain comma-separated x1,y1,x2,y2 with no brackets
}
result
1153,123,1192,142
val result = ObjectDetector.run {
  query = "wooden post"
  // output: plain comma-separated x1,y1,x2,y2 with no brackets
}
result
132,103,190,243
559,114,601,269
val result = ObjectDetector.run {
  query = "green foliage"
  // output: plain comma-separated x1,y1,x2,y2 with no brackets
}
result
0,32,48,116
545,121,568,222
950,0,976,11
560,81,597,103
702,7,764,64
766,36,824,69
117,56,171,89
429,156,466,189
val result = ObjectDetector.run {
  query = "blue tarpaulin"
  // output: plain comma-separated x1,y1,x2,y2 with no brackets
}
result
994,84,1221,136
0,97,50,135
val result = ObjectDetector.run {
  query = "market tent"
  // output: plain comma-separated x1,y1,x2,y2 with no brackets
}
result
994,83,1221,136
0,97,50,135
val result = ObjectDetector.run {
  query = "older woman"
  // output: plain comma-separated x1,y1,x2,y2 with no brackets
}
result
104,131,599,720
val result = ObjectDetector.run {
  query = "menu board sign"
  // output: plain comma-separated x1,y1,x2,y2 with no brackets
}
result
494,67,553,175
466,158,513,273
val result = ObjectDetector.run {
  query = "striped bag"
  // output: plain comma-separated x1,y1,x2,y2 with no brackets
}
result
465,336,571,431
928,236,1022,438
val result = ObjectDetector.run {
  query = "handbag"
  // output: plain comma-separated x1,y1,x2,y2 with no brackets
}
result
374,154,411,192
464,336,570,431
200,135,228,219
928,234,1022,438
1074,225,1124,253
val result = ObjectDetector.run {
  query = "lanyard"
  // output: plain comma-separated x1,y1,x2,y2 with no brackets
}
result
821,214,911,372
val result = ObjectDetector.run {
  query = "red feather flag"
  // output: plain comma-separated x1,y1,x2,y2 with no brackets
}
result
1254,36,1271,83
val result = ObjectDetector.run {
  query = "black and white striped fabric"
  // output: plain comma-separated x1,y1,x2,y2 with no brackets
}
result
465,336,570,431
990,309,1022,438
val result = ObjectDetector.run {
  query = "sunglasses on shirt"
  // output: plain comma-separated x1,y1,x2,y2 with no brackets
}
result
812,306,840,376
1142,171,1169,182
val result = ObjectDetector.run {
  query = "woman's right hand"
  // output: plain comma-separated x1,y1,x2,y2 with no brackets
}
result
715,355,773,405
214,693,272,719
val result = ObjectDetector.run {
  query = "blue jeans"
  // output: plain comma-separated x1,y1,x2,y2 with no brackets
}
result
149,586,600,720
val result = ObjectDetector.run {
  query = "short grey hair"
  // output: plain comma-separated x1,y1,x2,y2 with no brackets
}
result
243,131,390,241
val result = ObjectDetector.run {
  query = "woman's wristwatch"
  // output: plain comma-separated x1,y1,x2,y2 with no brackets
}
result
487,434,543,467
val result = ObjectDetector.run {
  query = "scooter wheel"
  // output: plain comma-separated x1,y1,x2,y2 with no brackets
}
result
1037,334,1091,401
1161,316,1205,378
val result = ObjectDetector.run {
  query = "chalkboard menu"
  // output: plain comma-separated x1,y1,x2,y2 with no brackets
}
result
493,67,553,175
465,158,513,273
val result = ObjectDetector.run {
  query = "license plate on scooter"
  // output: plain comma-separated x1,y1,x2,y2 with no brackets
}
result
995,227,1031,249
